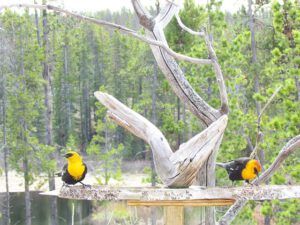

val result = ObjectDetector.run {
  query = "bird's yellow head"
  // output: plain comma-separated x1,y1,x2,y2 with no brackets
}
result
242,159,262,180
64,151,82,164
250,159,262,175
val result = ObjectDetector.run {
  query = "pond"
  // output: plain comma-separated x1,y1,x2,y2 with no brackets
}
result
0,192,228,225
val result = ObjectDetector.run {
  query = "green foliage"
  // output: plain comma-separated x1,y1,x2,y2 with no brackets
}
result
231,201,257,225
0,1,299,223
66,134,79,150
87,99,124,184
141,166,161,184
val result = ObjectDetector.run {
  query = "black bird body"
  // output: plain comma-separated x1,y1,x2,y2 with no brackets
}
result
61,163,87,185
57,151,89,186
216,157,261,183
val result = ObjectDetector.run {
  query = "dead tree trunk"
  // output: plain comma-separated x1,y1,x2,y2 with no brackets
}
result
130,1,228,223
23,157,32,225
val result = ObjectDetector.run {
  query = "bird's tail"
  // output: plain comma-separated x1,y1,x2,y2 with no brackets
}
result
216,162,227,168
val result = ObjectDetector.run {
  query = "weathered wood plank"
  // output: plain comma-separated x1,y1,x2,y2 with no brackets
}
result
164,206,184,225
128,199,235,206
39,185,300,202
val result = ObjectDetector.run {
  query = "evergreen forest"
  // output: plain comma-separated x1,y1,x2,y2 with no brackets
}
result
0,0,299,224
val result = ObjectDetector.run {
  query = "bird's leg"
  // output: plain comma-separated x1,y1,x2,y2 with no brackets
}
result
244,180,251,185
79,181,91,188
244,180,257,186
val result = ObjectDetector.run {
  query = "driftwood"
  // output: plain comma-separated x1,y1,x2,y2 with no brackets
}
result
132,0,228,126
94,92,227,187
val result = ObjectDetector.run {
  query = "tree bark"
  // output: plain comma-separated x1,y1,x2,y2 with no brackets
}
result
95,92,227,187
24,157,32,225
176,97,181,149
295,76,300,101
19,30,32,225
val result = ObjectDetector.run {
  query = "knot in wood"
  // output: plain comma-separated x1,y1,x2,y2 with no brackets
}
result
139,16,155,31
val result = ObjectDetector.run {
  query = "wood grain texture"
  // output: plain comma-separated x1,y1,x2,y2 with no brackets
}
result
128,199,235,206
43,185,300,202
94,91,227,187
164,206,184,225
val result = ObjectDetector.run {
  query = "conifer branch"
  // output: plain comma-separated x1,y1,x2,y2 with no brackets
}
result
0,3,212,65
250,86,282,159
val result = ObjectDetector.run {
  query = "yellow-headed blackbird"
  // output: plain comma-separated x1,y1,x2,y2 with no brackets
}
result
57,151,89,187
216,157,262,183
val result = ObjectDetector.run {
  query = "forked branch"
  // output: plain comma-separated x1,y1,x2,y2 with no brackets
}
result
175,13,229,114
133,0,227,126
94,91,227,187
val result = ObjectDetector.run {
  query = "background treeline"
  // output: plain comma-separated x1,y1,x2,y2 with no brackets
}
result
0,0,299,224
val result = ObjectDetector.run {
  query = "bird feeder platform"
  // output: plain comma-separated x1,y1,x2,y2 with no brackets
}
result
40,185,300,225
41,185,300,204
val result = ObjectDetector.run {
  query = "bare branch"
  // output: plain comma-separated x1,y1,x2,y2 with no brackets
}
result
175,13,205,36
250,86,282,159
175,13,229,114
94,92,176,183
132,2,222,126
0,3,212,65
218,135,300,225
94,91,227,187
254,135,300,184
154,1,179,28
258,86,282,122
203,34,229,114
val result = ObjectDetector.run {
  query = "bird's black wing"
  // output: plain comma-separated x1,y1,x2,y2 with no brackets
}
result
234,157,251,165
227,160,244,171
55,163,68,177
227,159,248,181
61,163,78,185
63,163,67,171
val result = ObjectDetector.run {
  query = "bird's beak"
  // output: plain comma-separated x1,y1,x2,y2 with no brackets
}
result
254,168,259,176
63,153,72,158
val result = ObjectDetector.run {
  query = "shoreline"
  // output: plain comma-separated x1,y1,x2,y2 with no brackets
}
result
0,170,149,193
